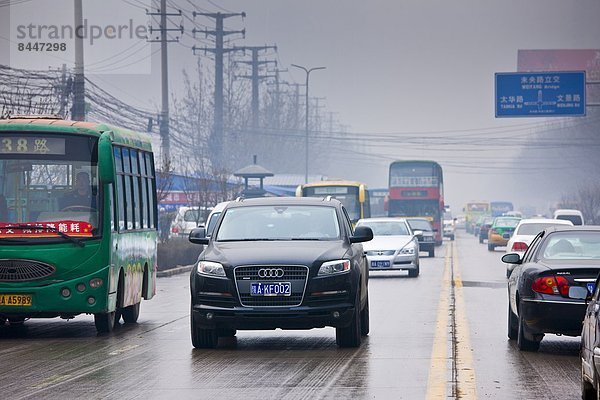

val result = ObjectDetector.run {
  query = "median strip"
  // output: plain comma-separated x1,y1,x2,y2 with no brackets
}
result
426,242,477,399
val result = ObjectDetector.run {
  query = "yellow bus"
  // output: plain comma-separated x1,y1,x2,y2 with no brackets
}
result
463,201,490,234
296,180,370,223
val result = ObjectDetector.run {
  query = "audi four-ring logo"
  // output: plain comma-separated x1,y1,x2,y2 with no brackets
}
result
258,268,285,278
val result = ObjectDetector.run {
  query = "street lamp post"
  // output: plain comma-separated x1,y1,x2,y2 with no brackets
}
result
291,64,326,184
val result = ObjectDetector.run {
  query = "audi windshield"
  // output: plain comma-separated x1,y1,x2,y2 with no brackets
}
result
215,205,341,241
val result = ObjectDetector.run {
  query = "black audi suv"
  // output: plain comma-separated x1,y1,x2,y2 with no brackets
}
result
188,196,373,349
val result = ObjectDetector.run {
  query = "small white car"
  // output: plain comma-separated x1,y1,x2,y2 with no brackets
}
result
504,218,573,277
553,209,584,225
443,219,455,240
355,217,420,277
170,206,202,237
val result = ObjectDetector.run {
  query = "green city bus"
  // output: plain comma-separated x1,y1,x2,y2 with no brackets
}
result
0,116,158,333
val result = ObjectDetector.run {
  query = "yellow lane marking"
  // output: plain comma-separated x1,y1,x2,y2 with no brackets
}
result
108,344,140,356
426,242,478,399
425,245,452,399
30,374,73,389
452,242,477,399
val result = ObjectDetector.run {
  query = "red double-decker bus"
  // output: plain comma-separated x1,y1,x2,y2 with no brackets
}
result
388,160,444,245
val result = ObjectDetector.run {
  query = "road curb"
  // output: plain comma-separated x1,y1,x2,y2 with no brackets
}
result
157,264,194,278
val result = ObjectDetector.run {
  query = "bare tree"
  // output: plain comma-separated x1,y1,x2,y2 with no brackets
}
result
577,184,600,224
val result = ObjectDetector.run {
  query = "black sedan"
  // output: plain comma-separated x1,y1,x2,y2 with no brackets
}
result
579,271,600,399
188,197,373,349
505,226,600,351
406,218,435,258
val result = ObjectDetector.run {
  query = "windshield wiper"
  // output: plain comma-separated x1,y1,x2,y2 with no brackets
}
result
6,224,85,247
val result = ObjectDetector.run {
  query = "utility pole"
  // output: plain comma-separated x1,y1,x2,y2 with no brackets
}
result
290,82,303,130
312,97,326,133
236,45,277,129
58,64,68,117
71,0,85,121
290,64,326,183
267,67,287,129
192,12,245,169
327,111,338,133
148,1,183,166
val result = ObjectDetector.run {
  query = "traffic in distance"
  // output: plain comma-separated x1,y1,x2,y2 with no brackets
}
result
2,118,600,399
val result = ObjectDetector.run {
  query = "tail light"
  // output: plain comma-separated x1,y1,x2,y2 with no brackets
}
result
511,242,528,252
171,226,179,234
532,275,569,296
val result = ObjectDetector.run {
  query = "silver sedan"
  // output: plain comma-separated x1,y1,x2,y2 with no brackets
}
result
355,217,420,277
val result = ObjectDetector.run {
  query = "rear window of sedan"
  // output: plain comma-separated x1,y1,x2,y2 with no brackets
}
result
357,221,409,236
407,219,432,231
540,232,600,260
493,218,520,228
517,222,569,236
215,205,341,241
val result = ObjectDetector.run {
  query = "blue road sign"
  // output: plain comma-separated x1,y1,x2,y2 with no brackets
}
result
495,71,586,117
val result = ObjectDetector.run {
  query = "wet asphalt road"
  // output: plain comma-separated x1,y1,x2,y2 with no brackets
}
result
0,231,582,399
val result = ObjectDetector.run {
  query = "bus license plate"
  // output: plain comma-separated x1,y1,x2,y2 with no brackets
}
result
371,260,391,268
250,282,291,297
0,294,33,307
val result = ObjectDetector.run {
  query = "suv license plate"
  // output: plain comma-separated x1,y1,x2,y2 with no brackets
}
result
250,282,291,297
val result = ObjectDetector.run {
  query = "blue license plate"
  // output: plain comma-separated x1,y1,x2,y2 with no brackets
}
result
250,282,291,296
588,283,596,294
371,260,391,268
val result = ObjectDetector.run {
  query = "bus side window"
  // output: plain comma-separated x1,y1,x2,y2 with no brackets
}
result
364,190,371,218
140,151,149,229
114,147,126,231
145,152,156,229
122,148,133,230
130,149,141,230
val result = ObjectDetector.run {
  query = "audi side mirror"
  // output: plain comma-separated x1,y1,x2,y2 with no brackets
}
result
350,226,373,243
189,227,209,245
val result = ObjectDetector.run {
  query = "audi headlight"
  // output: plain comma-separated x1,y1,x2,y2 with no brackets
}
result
197,261,226,277
318,259,351,275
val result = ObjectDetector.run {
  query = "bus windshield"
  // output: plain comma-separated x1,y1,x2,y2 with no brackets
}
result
303,185,361,221
388,199,440,219
0,134,100,241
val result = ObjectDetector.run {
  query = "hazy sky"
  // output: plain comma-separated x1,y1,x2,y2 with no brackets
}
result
1,0,600,212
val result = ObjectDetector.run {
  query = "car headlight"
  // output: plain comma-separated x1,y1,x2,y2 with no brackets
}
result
197,261,226,277
318,259,351,275
399,242,417,255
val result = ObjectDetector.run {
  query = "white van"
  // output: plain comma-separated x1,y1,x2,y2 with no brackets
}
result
170,206,203,237
553,209,584,225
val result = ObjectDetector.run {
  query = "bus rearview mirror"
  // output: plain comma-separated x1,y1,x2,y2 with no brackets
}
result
98,131,115,184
